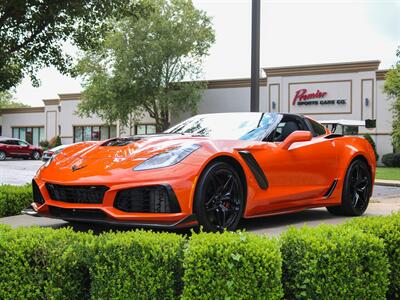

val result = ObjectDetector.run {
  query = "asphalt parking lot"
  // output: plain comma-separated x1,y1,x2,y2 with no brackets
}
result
0,159,43,185
1,159,400,235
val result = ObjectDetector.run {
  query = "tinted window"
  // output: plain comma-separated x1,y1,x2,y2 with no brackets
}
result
308,119,326,136
8,140,19,145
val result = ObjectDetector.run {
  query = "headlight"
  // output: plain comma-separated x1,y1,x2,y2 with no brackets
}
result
133,144,201,171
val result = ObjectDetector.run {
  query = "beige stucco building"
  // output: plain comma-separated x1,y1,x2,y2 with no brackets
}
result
0,60,393,162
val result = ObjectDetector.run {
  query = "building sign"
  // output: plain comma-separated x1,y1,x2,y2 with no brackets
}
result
288,80,352,114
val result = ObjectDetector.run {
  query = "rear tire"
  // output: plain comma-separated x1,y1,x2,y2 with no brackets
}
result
194,161,245,232
0,151,5,160
326,159,371,216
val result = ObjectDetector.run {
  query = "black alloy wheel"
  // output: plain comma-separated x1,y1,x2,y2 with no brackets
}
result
327,159,371,216
194,161,245,232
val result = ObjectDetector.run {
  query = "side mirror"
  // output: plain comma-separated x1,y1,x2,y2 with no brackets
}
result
281,131,312,150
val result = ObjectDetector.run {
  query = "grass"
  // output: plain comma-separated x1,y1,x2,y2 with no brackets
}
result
376,167,400,181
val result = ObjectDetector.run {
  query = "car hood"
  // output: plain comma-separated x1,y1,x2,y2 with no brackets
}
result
37,134,264,183
60,135,209,159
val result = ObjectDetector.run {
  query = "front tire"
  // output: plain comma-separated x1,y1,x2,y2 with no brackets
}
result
32,151,41,160
194,161,245,232
0,151,5,161
327,159,372,216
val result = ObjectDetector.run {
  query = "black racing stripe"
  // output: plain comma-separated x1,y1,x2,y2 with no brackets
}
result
238,151,268,190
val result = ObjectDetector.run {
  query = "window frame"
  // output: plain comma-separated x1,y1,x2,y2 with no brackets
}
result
11,126,44,146
73,125,117,143
135,124,157,135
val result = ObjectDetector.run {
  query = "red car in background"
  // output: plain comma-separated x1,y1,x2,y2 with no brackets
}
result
0,138,43,160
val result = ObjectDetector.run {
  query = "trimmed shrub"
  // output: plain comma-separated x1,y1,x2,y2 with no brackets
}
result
49,136,62,148
280,225,389,300
89,230,185,299
0,227,92,300
382,152,400,167
39,139,50,150
345,213,400,299
181,231,283,300
363,133,379,161
0,184,32,217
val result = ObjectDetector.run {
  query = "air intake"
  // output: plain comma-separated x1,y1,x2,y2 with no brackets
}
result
114,185,181,213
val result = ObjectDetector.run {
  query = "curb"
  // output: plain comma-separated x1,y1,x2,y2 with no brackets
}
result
375,180,400,187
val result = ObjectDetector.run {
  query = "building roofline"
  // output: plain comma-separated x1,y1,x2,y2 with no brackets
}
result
206,77,267,89
263,60,381,77
43,99,60,105
58,93,82,101
0,107,45,115
376,69,388,81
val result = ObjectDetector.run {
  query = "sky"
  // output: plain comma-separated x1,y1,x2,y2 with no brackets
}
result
13,0,400,107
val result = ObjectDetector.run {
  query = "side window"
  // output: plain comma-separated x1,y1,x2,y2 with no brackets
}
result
18,141,28,146
308,119,326,136
8,140,19,145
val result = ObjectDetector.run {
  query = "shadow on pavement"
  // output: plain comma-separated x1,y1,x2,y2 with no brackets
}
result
60,207,351,236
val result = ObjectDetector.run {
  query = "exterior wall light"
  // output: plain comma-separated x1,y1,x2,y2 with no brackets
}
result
272,101,276,110
365,98,369,107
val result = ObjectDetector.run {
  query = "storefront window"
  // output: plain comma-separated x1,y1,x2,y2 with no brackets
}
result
73,125,117,142
84,126,91,141
74,127,83,142
110,126,117,138
11,127,44,146
92,126,100,140
136,124,157,135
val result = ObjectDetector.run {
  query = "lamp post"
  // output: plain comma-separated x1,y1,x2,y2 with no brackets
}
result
250,0,261,112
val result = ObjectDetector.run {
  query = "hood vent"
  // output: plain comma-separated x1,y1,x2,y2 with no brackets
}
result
101,137,143,147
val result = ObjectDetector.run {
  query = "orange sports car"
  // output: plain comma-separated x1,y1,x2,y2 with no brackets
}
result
26,113,375,231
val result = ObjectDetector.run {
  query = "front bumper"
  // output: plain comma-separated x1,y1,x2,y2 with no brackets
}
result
22,205,197,228
28,170,199,228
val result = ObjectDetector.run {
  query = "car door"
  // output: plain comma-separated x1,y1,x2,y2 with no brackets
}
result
6,140,21,155
250,115,338,213
17,140,31,156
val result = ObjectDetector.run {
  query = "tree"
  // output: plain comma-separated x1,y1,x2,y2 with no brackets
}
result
0,91,30,108
0,0,144,92
384,46,400,150
76,0,215,132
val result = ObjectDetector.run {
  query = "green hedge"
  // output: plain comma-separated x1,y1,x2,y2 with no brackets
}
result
382,153,400,167
280,225,389,299
0,184,32,217
0,226,92,300
89,230,185,300
346,213,400,299
0,216,398,299
181,231,283,300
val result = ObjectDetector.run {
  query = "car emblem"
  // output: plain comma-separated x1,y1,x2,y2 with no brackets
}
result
71,164,86,172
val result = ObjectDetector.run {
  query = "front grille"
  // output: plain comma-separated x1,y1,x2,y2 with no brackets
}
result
32,180,45,204
48,206,107,219
114,185,181,213
45,183,108,204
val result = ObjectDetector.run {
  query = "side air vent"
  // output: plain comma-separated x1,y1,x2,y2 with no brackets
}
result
238,151,268,190
324,179,338,198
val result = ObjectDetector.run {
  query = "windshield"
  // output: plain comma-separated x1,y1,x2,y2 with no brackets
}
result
164,113,281,141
